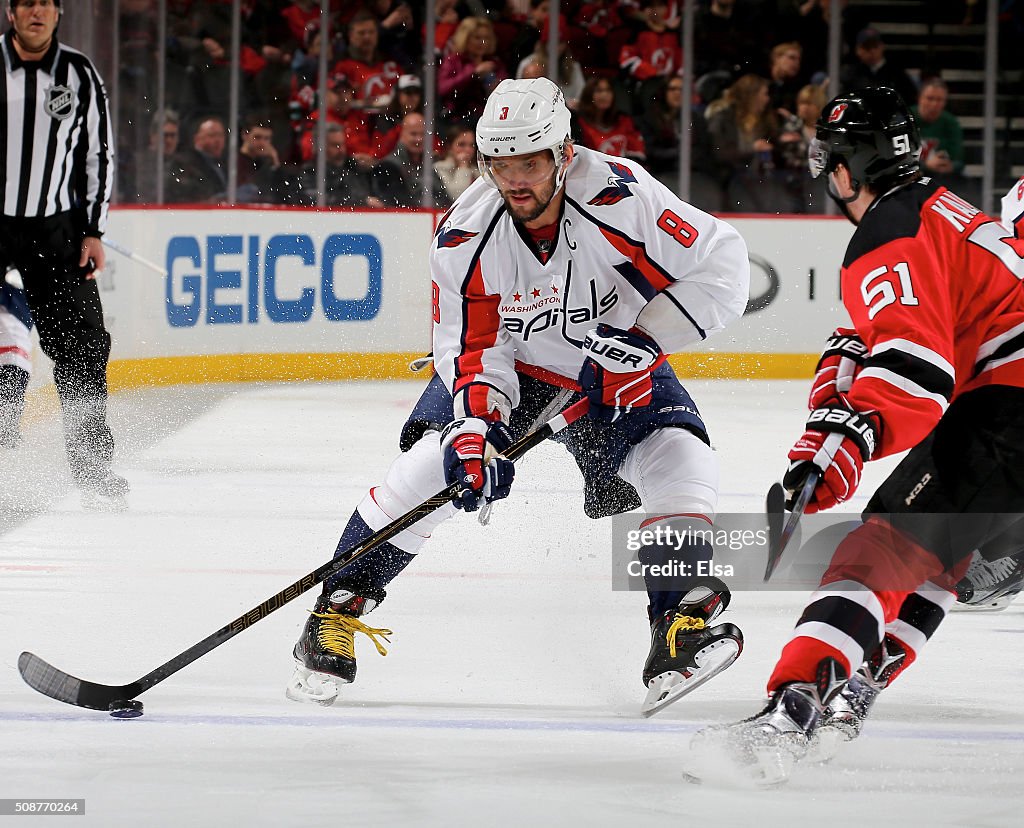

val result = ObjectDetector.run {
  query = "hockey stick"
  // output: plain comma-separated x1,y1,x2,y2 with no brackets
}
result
102,239,168,277
19,398,590,712
763,470,821,582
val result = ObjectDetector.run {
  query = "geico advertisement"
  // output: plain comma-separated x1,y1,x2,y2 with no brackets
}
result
99,210,854,361
102,209,436,359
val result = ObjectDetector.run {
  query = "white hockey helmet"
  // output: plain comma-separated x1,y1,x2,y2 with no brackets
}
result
476,77,573,188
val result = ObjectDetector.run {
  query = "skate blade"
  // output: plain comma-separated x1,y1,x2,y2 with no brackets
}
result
80,491,129,513
684,726,796,788
285,663,342,707
950,597,1016,612
641,638,741,717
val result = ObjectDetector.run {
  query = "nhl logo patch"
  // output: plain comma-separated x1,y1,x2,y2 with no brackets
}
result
44,84,75,120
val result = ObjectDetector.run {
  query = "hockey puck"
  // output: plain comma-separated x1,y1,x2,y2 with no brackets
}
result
108,699,144,718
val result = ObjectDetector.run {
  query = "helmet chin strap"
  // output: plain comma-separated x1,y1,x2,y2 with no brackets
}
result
826,173,862,225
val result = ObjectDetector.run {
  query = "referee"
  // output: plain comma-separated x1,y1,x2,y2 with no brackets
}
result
1,0,125,507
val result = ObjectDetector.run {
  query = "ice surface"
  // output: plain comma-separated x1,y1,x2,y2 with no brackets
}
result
1,380,1021,827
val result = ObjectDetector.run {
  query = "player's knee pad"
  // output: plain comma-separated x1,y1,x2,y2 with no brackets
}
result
356,430,456,555
619,426,719,518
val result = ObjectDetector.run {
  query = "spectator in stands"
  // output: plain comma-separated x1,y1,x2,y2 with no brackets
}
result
291,20,329,93
186,3,268,115
706,73,786,212
775,82,828,213
334,9,404,110
503,1,564,72
515,36,585,110
293,124,383,208
372,74,424,159
366,0,419,69
576,77,647,162
373,113,451,209
438,16,508,127
433,0,461,54
433,124,480,203
775,0,870,80
280,0,320,47
167,116,229,204
840,27,919,108
694,0,763,77
575,0,623,40
912,78,965,187
767,41,805,116
573,0,623,70
619,0,682,109
236,114,288,204
134,109,180,203
297,74,374,167
641,75,724,212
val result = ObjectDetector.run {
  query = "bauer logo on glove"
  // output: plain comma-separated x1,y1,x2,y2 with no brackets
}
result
579,324,665,422
784,398,881,513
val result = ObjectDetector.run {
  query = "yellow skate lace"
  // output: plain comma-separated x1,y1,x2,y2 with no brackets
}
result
665,615,705,658
311,611,393,659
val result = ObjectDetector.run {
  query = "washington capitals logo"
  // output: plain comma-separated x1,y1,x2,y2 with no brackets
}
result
587,162,637,206
436,226,478,249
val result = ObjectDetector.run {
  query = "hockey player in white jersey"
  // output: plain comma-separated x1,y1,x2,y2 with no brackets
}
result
286,78,751,713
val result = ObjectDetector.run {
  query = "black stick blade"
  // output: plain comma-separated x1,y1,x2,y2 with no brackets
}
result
763,472,821,582
18,652,134,712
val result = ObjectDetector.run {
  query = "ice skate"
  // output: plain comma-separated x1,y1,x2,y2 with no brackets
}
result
78,469,130,512
952,552,1023,612
286,589,391,706
641,578,743,717
687,682,824,787
807,636,905,763
686,659,847,786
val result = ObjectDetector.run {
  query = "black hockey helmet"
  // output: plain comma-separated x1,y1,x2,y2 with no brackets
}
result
808,86,921,190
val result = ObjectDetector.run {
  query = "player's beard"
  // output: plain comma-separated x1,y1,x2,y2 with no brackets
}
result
501,177,557,223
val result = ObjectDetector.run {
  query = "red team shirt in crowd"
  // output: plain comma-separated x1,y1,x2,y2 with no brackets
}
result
619,31,682,80
332,57,402,105
839,178,1024,458
579,115,647,161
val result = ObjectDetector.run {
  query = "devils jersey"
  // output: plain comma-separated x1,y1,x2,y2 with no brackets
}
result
840,177,1024,458
428,146,749,418
619,31,682,80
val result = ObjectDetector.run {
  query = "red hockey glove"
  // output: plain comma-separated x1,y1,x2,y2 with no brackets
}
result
439,417,516,512
579,324,665,422
808,328,868,410
783,398,881,513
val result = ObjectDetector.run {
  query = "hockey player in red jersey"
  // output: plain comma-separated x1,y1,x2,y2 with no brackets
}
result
286,78,750,714
689,86,1024,784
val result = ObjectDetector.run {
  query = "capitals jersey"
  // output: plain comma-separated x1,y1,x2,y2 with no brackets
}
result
428,146,750,418
839,177,1024,458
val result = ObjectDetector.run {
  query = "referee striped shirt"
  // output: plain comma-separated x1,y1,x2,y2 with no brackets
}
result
0,30,113,235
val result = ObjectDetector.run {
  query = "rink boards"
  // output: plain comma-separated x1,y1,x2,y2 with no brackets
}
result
29,208,856,389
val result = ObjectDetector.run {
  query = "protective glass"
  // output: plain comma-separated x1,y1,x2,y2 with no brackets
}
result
480,152,556,188
808,137,831,179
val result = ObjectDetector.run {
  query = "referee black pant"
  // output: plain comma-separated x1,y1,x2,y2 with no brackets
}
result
0,211,114,483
